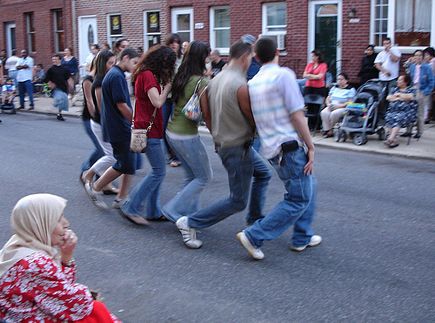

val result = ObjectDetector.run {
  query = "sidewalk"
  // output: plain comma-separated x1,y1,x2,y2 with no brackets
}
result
17,95,435,161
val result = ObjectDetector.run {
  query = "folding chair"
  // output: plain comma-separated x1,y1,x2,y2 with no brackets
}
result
304,94,325,136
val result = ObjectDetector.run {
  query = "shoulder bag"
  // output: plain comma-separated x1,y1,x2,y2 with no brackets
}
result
130,103,158,153
181,78,207,122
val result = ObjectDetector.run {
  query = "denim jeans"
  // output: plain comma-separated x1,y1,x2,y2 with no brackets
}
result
244,147,317,248
188,144,270,229
162,100,178,162
18,80,34,107
121,139,165,219
162,134,212,222
81,119,104,172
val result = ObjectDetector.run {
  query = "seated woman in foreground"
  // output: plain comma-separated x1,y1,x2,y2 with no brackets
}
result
0,193,120,322
320,73,356,138
384,75,417,148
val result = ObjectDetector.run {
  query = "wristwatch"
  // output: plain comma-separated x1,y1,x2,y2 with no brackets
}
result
61,258,75,267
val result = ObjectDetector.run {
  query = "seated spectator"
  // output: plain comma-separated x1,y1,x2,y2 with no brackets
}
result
320,73,356,137
0,193,120,322
384,75,417,148
32,63,45,94
1,78,16,106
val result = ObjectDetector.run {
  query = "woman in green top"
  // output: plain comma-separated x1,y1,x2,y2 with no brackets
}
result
162,41,213,223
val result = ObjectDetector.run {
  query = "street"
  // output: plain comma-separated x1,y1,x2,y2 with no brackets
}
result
0,113,434,322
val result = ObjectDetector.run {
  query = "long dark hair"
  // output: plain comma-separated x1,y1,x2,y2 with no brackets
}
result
172,41,210,103
132,45,175,85
311,49,324,64
165,33,182,59
94,50,115,81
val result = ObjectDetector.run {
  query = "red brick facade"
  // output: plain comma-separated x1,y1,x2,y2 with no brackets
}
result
0,0,72,69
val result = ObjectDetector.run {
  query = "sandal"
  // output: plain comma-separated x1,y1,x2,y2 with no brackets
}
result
388,140,399,148
147,215,169,222
118,209,149,226
169,160,181,167
103,186,120,195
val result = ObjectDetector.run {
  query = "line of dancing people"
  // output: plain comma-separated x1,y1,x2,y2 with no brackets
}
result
81,35,321,260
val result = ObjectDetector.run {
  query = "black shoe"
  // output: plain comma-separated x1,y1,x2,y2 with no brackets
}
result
424,120,430,124
413,133,421,139
28,106,34,111
400,132,412,137
57,114,65,121
17,106,24,110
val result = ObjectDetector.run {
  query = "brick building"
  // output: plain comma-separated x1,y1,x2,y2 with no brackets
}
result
0,0,73,70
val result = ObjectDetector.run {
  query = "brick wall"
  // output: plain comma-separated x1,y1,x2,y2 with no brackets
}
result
0,0,72,70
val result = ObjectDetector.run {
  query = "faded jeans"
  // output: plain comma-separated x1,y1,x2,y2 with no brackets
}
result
244,147,317,248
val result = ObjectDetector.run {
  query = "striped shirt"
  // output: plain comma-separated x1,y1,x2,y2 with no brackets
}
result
248,63,305,159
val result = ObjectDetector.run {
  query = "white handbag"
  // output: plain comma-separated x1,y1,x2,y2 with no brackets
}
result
130,104,158,153
181,78,207,122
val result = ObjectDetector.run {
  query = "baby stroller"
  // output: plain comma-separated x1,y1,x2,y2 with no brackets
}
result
0,79,17,114
334,80,386,145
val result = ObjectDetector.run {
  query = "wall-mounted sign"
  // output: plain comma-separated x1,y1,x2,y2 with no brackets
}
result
110,15,122,35
147,12,160,33
194,22,204,29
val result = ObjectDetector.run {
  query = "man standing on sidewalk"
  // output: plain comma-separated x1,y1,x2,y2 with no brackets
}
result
175,38,272,249
237,37,320,260
84,48,144,224
16,50,34,110
44,54,70,121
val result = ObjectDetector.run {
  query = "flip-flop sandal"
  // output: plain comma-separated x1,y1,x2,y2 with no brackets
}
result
388,141,399,148
118,209,149,226
103,187,119,195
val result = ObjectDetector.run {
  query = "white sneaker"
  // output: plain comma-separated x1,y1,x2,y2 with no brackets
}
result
236,231,264,260
290,235,322,252
175,216,203,249
84,182,108,209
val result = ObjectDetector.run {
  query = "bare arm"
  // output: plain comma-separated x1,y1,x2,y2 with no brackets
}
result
82,80,96,117
200,90,212,131
237,85,255,128
116,102,133,122
147,83,172,109
290,110,315,175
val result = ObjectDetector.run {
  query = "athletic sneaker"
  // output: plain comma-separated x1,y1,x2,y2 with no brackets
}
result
236,231,264,260
84,182,108,209
175,216,203,249
290,235,322,252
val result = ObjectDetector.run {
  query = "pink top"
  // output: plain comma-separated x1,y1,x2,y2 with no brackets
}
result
304,62,328,88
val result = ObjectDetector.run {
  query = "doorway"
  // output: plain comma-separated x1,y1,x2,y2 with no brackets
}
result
78,16,98,75
5,23,16,57
309,1,342,82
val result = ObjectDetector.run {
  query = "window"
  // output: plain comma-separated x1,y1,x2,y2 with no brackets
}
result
144,11,161,51
25,12,36,52
52,9,64,53
107,14,123,47
171,8,193,43
262,2,287,50
371,0,434,51
210,7,230,54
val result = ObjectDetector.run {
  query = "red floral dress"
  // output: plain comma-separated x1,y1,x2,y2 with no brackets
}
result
0,252,120,322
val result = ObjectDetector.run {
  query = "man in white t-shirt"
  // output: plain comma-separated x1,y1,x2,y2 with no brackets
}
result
83,44,100,74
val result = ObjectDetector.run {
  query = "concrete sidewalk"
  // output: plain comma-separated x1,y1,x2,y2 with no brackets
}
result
12,95,435,162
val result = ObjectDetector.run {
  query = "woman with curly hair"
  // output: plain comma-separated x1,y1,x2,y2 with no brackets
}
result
161,41,213,223
120,45,176,223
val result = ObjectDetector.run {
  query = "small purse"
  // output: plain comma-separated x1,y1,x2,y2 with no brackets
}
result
130,104,158,153
181,78,207,122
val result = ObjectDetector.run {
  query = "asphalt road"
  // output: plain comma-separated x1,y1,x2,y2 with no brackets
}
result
0,113,434,323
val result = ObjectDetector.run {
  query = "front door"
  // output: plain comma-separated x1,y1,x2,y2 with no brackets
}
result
5,23,16,57
78,16,98,75
309,1,342,82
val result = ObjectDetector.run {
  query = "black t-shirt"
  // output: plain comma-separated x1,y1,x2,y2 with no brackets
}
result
211,59,226,78
81,75,94,120
44,65,69,93
91,76,103,124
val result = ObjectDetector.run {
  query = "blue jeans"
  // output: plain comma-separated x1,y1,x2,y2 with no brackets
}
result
162,100,178,162
121,139,165,219
188,144,270,229
18,80,34,107
81,119,104,172
162,134,213,222
245,147,317,248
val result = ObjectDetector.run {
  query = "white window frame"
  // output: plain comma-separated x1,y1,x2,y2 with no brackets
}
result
25,12,35,52
143,10,161,51
171,7,194,42
370,0,435,54
53,9,64,53
209,6,230,55
262,2,287,51
106,13,123,46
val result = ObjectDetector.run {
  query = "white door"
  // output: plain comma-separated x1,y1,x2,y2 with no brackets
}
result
78,16,98,75
308,0,342,81
5,23,16,57
171,8,193,43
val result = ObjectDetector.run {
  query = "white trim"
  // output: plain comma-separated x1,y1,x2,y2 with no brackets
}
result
78,15,98,69
308,0,342,77
53,9,64,53
5,23,16,57
262,2,287,36
171,7,194,42
143,10,161,51
370,0,434,52
209,6,230,55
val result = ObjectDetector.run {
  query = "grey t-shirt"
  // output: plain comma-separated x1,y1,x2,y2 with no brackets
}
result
207,66,254,148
